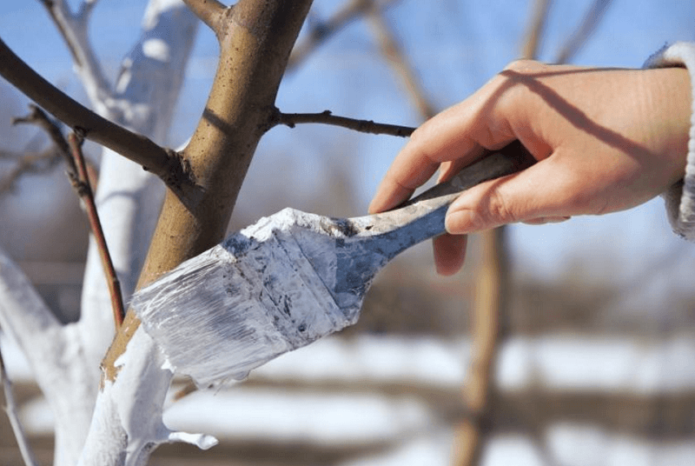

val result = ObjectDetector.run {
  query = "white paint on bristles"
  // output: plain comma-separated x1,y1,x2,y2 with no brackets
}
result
133,208,360,388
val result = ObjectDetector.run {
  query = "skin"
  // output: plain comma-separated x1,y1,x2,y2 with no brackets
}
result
369,61,692,275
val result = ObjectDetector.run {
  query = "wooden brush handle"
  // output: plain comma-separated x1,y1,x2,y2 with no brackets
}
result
405,142,534,207
353,143,535,259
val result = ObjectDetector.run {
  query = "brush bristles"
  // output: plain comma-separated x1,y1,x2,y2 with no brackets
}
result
131,209,355,387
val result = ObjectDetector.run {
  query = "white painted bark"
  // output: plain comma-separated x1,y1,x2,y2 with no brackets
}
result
0,248,96,466
76,1,205,465
0,1,201,465
78,0,199,368
0,349,39,466
40,0,113,116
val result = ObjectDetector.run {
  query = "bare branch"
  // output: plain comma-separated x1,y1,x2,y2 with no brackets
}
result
554,0,612,64
183,0,230,37
366,2,436,120
288,0,398,70
272,109,415,137
0,38,200,202
0,347,39,466
68,132,126,329
521,0,551,60
7,107,124,327
12,105,77,175
76,0,99,22
0,148,60,194
37,0,112,110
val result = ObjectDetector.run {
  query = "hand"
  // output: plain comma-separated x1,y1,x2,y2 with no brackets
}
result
369,60,691,275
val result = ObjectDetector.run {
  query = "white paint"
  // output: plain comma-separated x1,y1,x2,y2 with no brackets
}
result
133,208,357,387
1,345,39,466
78,326,217,466
142,38,170,62
0,248,98,465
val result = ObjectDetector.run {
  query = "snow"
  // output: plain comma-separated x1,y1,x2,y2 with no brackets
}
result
547,424,695,466
6,332,695,392
6,332,695,464
254,335,467,387
164,387,434,445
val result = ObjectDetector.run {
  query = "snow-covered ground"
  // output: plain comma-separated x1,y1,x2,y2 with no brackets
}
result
4,332,695,465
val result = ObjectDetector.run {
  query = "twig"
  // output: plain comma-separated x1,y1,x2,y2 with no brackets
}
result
13,105,77,175
272,109,414,137
183,0,231,38
67,132,126,329
366,2,436,119
554,0,612,64
520,0,551,60
0,148,61,194
0,38,198,202
37,0,112,109
288,0,398,70
11,106,125,328
0,344,40,466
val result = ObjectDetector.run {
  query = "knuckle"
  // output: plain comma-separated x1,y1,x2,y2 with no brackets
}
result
483,187,517,226
557,177,610,216
408,125,427,149
407,125,439,166
503,59,544,73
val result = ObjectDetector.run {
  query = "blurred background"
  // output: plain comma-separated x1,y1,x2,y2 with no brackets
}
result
2,0,695,465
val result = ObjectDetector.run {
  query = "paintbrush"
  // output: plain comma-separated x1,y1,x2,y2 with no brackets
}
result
131,147,533,387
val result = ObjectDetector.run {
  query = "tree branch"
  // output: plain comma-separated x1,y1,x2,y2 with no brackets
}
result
68,133,126,329
0,148,60,194
0,347,39,466
554,0,612,64
272,109,414,137
11,106,125,328
366,1,436,119
12,105,77,175
288,0,398,70
183,0,231,38
37,0,112,112
0,38,200,203
520,0,551,60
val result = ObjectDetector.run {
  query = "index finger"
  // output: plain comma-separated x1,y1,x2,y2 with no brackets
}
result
368,89,514,213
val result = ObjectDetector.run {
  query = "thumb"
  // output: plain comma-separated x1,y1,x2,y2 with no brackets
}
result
444,155,577,234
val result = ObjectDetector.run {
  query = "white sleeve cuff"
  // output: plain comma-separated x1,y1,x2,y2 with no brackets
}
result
644,42,695,241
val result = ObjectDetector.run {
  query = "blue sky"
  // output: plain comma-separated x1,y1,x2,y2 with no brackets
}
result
1,0,695,293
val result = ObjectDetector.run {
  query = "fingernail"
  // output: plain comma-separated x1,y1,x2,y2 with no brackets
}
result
368,196,384,214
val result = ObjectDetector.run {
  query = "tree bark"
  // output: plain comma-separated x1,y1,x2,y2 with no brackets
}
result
79,2,316,464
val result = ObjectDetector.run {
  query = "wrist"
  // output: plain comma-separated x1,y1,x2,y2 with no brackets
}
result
641,67,691,185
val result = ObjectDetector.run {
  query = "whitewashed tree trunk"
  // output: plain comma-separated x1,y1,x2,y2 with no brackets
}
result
0,1,201,465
